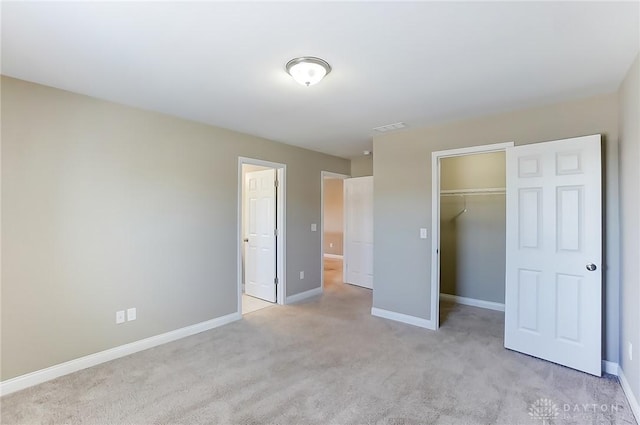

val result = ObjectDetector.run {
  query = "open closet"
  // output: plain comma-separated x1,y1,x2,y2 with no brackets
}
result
439,152,507,317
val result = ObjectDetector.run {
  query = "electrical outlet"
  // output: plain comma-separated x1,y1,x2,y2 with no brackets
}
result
420,228,428,239
127,307,137,321
311,223,317,232
329,242,334,248
116,310,125,324
629,342,633,361
300,271,304,279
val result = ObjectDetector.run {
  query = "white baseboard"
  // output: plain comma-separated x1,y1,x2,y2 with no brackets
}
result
619,366,640,423
371,307,436,330
440,293,505,312
286,287,323,304
602,360,619,376
323,253,343,259
0,311,241,396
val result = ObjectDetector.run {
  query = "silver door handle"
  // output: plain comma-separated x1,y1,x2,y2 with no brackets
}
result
586,263,597,271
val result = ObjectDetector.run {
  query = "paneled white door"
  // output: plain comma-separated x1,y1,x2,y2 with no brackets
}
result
244,169,277,302
505,135,602,376
344,176,374,289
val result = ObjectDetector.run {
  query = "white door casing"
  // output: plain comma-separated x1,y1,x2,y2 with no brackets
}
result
344,176,374,289
244,168,277,302
505,134,602,376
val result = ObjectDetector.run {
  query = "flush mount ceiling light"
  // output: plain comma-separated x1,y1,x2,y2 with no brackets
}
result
286,57,331,87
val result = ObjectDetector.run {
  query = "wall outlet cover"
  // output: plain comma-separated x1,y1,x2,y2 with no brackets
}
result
311,223,317,232
300,271,304,279
116,310,125,324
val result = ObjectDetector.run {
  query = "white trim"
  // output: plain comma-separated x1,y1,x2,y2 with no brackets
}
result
619,366,640,423
430,142,514,331
371,307,436,330
320,171,350,293
440,293,505,312
286,287,323,304
323,253,343,259
0,312,241,396
602,360,619,376
238,157,287,311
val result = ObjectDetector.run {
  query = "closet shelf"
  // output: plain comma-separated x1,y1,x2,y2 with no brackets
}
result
440,187,505,196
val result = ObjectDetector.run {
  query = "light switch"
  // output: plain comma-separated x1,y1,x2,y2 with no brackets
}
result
127,307,137,321
116,310,125,324
420,228,428,239
311,223,317,232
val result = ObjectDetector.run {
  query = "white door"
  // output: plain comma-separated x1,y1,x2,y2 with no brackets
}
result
505,134,602,376
344,176,374,289
244,168,277,302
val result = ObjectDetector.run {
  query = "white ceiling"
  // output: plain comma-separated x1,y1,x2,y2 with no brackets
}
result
2,2,638,159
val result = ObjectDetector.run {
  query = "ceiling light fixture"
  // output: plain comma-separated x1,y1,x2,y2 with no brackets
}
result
286,57,331,87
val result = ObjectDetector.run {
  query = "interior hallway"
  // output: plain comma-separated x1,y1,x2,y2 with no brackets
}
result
1,263,635,424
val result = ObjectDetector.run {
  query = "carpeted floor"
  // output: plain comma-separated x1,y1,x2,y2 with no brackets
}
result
1,264,636,424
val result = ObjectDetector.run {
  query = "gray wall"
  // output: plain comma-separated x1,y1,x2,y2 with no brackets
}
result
440,153,506,303
351,155,373,177
323,179,343,256
373,92,620,362
1,77,350,380
618,54,639,403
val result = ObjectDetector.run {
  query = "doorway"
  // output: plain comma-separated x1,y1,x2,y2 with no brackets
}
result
430,142,513,329
238,157,286,315
437,151,507,326
321,171,349,291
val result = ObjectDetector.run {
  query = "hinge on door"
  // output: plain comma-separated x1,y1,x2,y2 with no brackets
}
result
274,178,279,188
274,228,278,237
275,277,278,285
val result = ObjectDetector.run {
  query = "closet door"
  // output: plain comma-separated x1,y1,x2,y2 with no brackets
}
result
344,176,374,289
504,135,602,376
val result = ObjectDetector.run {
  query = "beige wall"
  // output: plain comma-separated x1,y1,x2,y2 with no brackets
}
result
440,152,506,303
440,152,505,190
350,155,373,177
1,77,350,380
373,92,620,362
618,54,640,402
323,179,343,256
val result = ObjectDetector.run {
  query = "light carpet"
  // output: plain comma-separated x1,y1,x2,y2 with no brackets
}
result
1,278,636,424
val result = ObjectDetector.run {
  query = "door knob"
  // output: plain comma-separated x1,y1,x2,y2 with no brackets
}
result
243,238,249,243
586,263,597,271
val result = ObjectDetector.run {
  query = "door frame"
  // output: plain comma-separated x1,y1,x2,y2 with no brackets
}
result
237,157,287,313
320,171,350,291
430,142,514,329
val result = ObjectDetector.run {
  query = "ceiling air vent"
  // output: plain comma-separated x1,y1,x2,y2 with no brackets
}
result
373,122,406,133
